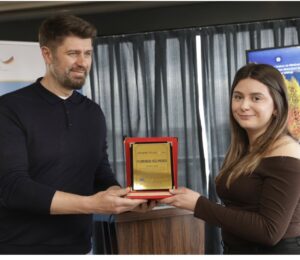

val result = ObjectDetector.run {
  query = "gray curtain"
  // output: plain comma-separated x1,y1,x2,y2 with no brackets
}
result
201,18,300,254
90,29,206,195
87,18,300,255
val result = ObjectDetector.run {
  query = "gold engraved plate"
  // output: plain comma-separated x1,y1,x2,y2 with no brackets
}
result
132,143,172,190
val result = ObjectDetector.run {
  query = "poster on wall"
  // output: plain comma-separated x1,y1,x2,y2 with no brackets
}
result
247,45,300,140
0,41,45,96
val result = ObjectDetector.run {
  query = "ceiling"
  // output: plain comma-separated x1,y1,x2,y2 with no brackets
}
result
0,1,188,21
0,1,84,12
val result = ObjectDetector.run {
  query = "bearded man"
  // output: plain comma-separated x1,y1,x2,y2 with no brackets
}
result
0,14,149,254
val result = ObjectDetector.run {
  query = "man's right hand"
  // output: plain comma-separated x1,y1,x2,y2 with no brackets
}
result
50,188,147,215
87,187,147,214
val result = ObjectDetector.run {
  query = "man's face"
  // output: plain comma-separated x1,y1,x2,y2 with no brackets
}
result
48,36,93,90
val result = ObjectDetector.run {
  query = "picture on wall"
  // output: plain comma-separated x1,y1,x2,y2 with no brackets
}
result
0,41,45,96
247,45,300,140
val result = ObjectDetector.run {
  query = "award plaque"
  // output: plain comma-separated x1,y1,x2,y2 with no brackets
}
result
124,137,178,199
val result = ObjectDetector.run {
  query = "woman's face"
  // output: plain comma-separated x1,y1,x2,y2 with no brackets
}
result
231,78,276,141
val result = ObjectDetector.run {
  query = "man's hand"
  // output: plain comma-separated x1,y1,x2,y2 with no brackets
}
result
107,186,156,213
131,200,157,213
50,188,147,215
88,187,147,214
159,187,201,212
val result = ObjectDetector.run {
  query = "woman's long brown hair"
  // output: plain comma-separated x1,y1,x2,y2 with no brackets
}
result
216,63,290,188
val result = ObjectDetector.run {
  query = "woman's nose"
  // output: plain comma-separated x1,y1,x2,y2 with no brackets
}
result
240,99,251,110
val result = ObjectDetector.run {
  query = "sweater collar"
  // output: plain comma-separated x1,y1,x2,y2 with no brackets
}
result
34,78,84,104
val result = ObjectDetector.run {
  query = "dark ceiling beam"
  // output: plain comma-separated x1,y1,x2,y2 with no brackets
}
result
0,1,188,22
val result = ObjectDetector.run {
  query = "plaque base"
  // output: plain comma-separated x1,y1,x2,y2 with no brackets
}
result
126,190,173,199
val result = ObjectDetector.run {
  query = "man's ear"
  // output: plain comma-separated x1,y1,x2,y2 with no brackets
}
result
41,46,53,65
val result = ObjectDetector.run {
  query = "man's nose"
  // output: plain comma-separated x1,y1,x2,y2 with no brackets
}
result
76,54,89,67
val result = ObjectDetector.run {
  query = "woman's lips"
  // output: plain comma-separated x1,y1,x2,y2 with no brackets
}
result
238,114,254,120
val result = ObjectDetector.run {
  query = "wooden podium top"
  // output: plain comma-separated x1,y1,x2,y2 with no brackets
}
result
115,205,194,223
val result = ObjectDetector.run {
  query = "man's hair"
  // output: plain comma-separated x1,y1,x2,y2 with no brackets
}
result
39,14,97,50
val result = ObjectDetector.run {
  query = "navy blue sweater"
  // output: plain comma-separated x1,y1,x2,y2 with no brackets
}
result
0,79,119,254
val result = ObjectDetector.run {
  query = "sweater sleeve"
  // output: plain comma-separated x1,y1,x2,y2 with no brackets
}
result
0,103,56,214
194,158,300,246
93,140,120,191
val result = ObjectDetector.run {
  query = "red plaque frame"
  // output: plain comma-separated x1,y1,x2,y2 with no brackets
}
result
124,137,178,199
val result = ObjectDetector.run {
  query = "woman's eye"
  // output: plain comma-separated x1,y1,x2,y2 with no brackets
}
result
253,96,262,102
233,95,242,100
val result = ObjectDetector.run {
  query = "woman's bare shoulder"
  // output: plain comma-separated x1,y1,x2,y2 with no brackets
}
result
267,135,300,159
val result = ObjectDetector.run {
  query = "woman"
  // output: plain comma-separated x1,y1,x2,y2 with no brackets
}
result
160,63,300,254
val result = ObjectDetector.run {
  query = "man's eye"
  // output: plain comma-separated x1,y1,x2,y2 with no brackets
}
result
85,52,92,56
68,52,77,57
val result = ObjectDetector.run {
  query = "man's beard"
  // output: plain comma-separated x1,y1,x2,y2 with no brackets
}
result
51,65,88,90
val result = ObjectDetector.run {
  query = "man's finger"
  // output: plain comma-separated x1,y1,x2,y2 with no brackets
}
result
111,188,130,197
119,197,147,206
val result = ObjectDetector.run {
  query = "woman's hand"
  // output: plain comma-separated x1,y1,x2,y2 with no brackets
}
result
159,187,201,212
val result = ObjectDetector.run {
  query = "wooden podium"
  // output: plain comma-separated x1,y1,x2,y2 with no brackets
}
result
114,206,205,254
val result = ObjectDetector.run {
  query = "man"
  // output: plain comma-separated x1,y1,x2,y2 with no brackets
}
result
0,14,147,254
